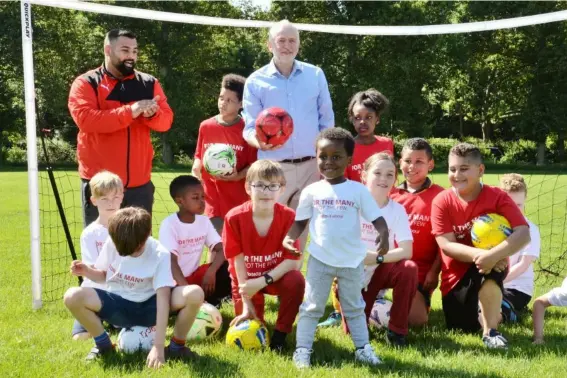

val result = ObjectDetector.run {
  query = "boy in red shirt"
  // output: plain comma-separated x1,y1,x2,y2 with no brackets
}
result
345,88,394,182
222,160,305,352
193,74,257,234
390,138,444,326
431,143,530,349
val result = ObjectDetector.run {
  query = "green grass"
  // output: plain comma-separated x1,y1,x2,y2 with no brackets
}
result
2,170,567,377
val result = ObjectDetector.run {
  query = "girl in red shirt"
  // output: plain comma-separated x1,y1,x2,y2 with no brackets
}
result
345,88,394,182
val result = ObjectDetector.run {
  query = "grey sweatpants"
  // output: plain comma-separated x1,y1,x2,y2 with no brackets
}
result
296,255,369,349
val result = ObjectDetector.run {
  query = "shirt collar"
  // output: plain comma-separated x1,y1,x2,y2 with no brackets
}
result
396,177,432,194
267,59,303,77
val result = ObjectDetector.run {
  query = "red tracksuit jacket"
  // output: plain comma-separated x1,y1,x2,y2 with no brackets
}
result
68,65,173,188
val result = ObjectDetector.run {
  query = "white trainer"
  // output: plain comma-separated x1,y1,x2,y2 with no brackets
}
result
293,347,312,369
354,344,382,365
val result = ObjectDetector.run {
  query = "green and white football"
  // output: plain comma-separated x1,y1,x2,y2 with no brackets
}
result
203,143,237,177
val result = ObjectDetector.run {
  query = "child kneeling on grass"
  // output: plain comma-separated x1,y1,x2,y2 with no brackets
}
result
431,143,530,349
64,207,204,368
222,160,305,352
72,170,124,340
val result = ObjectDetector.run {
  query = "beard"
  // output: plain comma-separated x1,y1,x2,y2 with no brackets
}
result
114,59,136,76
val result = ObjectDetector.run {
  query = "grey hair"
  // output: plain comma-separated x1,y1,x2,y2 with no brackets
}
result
268,20,299,41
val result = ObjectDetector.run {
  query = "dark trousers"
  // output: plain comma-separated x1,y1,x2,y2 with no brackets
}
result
81,179,155,227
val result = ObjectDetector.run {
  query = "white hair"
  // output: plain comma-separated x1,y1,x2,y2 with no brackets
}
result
268,20,299,41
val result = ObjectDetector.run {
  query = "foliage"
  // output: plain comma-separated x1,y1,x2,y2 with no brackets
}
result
2,1,567,166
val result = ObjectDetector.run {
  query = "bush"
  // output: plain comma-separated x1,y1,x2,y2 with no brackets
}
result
5,146,27,164
497,139,538,165
174,150,193,167
3,133,76,165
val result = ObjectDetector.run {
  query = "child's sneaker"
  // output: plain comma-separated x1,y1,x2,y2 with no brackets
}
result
293,348,312,369
386,329,407,348
317,311,342,328
85,345,116,361
354,344,382,365
165,344,198,360
482,329,508,349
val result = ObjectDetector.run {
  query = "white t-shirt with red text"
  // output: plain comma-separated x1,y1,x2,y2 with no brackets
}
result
361,199,413,286
296,180,383,268
80,221,109,289
505,218,540,296
95,237,176,303
159,214,221,277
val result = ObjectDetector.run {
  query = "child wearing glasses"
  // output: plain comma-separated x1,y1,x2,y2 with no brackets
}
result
222,159,305,352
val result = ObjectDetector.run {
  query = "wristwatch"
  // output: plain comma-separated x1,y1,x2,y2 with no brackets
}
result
263,273,274,285
376,255,384,265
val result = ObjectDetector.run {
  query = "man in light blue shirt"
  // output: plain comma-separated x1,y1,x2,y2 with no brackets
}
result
243,20,334,253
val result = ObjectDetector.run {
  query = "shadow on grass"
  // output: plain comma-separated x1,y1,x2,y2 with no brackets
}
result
383,360,503,378
99,349,240,375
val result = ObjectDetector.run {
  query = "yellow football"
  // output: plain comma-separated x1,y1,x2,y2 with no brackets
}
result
225,319,269,350
471,213,513,250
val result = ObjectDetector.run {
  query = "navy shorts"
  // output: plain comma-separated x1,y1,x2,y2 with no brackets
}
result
94,289,157,328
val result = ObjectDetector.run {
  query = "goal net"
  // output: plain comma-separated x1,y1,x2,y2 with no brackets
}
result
20,0,567,308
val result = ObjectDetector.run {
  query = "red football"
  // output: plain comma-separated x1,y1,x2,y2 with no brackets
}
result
255,107,294,147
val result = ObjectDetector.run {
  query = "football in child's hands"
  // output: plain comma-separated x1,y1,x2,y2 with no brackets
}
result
471,213,512,250
255,107,294,147
203,143,237,177
226,319,270,350
117,325,156,353
186,302,223,341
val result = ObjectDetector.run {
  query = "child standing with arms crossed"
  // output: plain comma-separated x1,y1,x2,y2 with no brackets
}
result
285,128,389,368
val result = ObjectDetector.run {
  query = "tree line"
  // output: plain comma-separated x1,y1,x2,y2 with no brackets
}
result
1,1,567,166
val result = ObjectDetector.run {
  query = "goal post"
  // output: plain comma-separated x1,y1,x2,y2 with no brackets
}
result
21,0,42,310
21,0,567,310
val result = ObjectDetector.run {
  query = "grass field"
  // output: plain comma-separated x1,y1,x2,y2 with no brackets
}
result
2,170,567,377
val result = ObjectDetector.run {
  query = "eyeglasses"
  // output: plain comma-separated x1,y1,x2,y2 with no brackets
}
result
250,183,282,192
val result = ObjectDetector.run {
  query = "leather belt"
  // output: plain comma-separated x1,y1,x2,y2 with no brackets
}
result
280,156,315,164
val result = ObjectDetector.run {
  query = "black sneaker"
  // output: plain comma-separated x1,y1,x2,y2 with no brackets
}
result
85,345,115,361
482,329,508,349
269,330,287,353
165,344,198,361
386,329,407,348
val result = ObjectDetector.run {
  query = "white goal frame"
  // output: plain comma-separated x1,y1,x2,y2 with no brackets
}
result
22,0,567,309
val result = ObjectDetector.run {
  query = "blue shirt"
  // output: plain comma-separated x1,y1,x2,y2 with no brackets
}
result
242,60,334,161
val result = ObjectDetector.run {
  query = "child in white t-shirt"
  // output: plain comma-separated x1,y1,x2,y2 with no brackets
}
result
159,175,231,306
500,174,541,322
348,152,416,348
73,171,124,340
64,207,204,368
284,128,389,369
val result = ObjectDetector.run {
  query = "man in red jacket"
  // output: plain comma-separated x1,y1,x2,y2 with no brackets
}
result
68,29,173,227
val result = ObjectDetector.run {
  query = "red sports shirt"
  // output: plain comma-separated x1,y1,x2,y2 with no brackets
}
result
346,136,394,182
222,201,300,280
194,116,257,218
431,185,528,296
390,179,445,284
